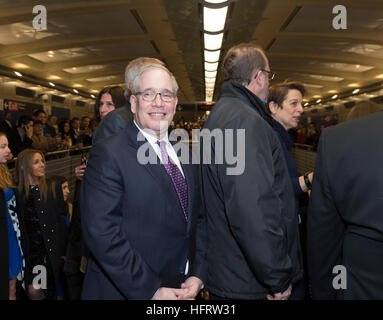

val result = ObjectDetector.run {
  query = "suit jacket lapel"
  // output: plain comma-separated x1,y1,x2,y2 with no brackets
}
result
126,121,187,226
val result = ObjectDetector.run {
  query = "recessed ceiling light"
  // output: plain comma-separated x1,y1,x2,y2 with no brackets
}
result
49,75,61,80
316,99,321,103
73,89,79,94
348,83,360,88
332,94,338,99
49,82,55,87
352,89,360,94
304,102,309,106
14,63,29,69
91,94,96,99
14,71,22,77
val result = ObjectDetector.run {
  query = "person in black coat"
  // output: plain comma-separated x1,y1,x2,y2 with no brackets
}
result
267,82,313,299
307,109,383,300
15,149,67,299
201,43,302,300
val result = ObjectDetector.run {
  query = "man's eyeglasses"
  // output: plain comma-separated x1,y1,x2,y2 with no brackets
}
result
261,69,276,80
134,90,175,103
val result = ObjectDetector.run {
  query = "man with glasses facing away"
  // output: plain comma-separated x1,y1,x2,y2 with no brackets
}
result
80,63,207,300
201,42,303,300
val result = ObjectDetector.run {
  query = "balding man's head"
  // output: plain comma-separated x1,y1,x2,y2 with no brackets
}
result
124,57,165,97
223,43,270,100
223,43,267,86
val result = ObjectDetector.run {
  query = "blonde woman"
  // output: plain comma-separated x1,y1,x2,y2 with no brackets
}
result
0,132,23,300
15,149,67,299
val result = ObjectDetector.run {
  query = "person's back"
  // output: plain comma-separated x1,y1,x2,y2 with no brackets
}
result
201,43,302,300
307,110,383,299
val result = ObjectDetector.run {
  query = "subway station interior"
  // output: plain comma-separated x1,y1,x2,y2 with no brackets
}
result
1,0,383,122
1,0,383,302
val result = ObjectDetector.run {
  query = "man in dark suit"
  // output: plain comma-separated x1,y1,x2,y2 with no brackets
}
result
92,57,164,143
201,43,302,300
81,64,207,299
7,115,33,157
0,111,14,134
307,110,383,300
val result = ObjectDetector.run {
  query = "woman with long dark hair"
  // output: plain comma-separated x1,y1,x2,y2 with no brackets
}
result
15,149,67,299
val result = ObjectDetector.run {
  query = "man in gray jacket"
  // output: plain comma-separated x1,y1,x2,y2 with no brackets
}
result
201,43,303,300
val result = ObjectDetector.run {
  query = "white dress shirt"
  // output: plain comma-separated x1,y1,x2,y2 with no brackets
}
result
133,121,184,177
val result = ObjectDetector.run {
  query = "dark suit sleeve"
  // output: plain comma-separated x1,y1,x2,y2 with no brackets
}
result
221,116,296,294
80,142,162,299
307,130,345,299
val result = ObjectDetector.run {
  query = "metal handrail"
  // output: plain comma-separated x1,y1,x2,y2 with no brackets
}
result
7,145,92,164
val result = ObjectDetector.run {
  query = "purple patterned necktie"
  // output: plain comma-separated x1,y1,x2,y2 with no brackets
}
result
157,140,188,221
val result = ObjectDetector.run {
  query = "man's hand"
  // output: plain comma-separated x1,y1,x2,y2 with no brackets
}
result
25,124,33,139
75,164,87,180
178,276,203,300
151,287,189,300
266,284,292,300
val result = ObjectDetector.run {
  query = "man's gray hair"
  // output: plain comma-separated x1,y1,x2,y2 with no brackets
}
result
124,57,165,97
131,64,179,96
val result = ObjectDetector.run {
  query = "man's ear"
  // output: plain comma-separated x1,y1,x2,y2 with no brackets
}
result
130,95,136,115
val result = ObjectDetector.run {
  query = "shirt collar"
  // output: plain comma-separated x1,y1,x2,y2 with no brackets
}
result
133,120,169,146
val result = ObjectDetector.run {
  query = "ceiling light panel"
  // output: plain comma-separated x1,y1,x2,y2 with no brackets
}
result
205,70,217,78
203,6,228,33
204,33,223,51
204,62,218,71
204,50,220,63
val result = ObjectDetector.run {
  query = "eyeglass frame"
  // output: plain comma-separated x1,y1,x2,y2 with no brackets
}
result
254,69,276,80
134,89,176,103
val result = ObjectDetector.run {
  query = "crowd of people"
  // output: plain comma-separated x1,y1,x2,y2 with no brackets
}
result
0,45,382,301
0,110,98,159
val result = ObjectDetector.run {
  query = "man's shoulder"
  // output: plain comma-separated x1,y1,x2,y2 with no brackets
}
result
93,122,136,150
324,111,383,142
105,103,132,122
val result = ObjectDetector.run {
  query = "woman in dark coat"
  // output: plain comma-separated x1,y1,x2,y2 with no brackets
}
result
0,132,23,300
267,82,313,299
15,149,67,299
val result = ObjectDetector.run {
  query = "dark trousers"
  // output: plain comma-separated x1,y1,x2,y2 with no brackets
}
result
65,272,85,300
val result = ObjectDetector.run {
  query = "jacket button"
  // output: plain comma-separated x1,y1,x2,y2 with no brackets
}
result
47,239,50,242
43,224,46,227
49,249,52,252
41,210,44,214
51,229,54,233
